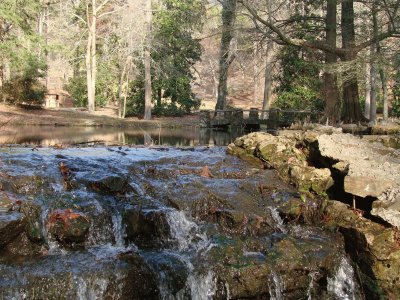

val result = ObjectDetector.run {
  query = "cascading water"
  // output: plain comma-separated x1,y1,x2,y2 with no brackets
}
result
111,213,125,247
162,209,216,300
268,270,284,300
0,147,367,299
327,257,360,300
269,207,286,233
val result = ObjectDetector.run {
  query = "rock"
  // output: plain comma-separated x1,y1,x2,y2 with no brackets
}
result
123,208,171,249
290,166,333,195
371,186,400,228
0,212,25,248
0,196,13,213
47,209,90,244
332,161,349,174
228,132,333,196
20,202,44,243
324,200,400,298
86,174,133,195
212,230,346,299
344,176,394,198
317,133,400,201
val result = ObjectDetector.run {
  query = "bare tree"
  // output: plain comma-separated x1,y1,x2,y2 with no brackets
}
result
143,0,152,120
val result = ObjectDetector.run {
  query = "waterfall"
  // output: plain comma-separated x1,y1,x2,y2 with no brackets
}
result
269,270,283,300
76,276,108,300
166,210,208,252
269,207,286,233
187,269,216,300
164,209,216,300
327,257,359,300
306,271,319,300
111,213,125,247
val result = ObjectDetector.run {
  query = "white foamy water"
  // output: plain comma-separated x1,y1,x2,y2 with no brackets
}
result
162,210,216,300
76,276,108,300
269,207,286,233
306,271,319,300
111,213,125,247
269,270,283,300
166,210,208,252
327,257,359,300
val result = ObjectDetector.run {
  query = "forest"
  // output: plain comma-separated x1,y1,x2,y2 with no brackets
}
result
0,0,400,124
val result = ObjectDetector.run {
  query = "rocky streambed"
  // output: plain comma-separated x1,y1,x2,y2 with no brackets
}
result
0,144,378,299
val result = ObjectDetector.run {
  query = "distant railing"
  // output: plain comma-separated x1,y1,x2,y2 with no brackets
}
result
200,108,322,129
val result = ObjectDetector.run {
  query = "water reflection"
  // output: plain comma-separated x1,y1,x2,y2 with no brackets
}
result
0,125,248,147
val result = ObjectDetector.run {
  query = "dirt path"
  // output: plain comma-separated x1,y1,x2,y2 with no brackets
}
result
0,104,200,128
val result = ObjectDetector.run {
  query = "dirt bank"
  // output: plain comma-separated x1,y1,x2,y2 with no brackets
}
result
0,104,200,128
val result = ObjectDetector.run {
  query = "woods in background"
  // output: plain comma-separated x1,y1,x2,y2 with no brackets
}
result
0,0,399,124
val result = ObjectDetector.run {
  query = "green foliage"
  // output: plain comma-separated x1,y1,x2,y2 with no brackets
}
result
392,71,400,117
0,0,47,106
127,0,204,117
2,55,46,106
65,77,87,107
274,46,324,111
64,72,114,108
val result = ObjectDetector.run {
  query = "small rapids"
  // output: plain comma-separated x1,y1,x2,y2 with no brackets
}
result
0,147,363,299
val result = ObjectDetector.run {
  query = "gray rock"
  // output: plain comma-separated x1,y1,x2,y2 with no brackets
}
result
0,212,25,247
371,186,400,228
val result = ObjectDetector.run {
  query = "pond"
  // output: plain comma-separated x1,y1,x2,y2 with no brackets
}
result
0,126,249,147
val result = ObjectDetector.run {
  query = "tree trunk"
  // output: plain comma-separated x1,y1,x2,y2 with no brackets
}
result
253,41,259,105
144,0,152,120
370,1,379,123
341,0,365,123
323,0,340,124
157,87,162,107
261,40,274,119
370,54,377,123
86,0,96,113
380,69,388,121
216,0,237,110
364,60,371,119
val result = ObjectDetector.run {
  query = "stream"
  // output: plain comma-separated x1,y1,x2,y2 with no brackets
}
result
0,146,362,299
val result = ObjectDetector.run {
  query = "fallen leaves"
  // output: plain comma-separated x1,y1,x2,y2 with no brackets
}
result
200,166,214,178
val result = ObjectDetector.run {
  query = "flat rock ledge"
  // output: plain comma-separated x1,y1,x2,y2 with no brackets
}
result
227,129,400,228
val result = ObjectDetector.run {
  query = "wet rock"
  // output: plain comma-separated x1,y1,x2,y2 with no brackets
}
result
143,252,189,296
20,202,44,243
124,208,171,249
0,195,14,214
212,231,346,299
0,175,48,195
324,200,400,298
86,174,133,195
3,231,44,256
47,209,90,244
0,196,13,213
0,212,25,248
0,250,160,300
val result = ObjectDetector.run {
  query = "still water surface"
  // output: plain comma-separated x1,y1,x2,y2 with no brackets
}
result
0,126,249,147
